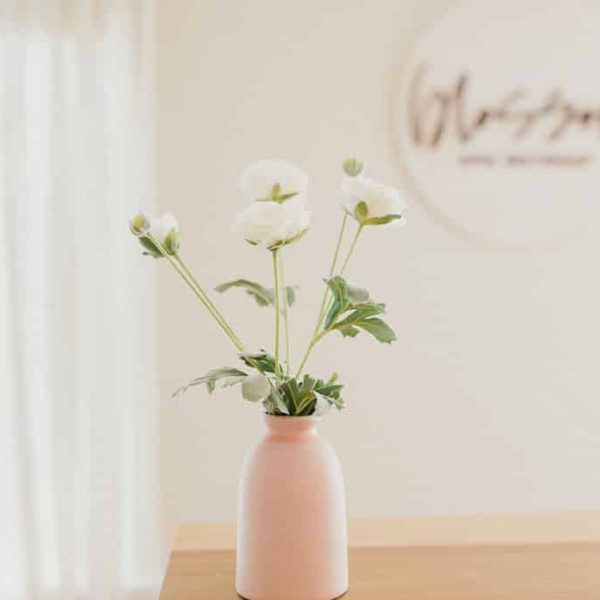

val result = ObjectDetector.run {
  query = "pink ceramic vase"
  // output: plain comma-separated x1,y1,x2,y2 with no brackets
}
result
236,415,348,600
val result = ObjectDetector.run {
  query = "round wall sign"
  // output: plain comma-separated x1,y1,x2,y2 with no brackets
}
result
394,1,600,246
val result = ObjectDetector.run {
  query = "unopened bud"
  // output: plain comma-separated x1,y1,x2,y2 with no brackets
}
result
342,157,364,177
129,213,150,236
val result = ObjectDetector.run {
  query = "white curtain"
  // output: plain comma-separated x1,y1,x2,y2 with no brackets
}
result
0,1,160,599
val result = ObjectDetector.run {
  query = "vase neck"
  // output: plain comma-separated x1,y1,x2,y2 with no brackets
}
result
264,415,320,439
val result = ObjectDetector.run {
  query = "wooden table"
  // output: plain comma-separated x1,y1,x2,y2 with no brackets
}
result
159,513,600,599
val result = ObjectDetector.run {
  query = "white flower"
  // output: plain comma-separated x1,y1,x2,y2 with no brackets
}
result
234,197,311,249
240,159,308,203
134,213,180,257
341,175,406,226
241,374,271,403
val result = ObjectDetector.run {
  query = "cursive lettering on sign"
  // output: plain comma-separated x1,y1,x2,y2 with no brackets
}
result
408,64,600,148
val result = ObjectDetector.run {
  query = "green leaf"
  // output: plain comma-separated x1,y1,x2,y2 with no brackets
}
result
216,279,272,306
323,276,351,329
278,377,300,413
337,324,360,337
265,372,346,415
138,236,162,258
325,372,339,386
322,275,396,345
285,286,297,306
363,214,404,226
301,374,317,393
216,279,296,308
264,386,290,415
172,367,247,401
356,317,396,343
277,191,299,201
314,377,344,410
346,284,370,304
267,227,309,250
354,201,369,223
334,303,384,329
240,352,283,375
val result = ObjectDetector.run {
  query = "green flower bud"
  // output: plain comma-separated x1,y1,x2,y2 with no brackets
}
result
129,213,150,236
162,228,180,255
342,157,364,177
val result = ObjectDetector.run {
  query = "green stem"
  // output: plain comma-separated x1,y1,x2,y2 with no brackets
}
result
340,223,363,275
279,250,291,377
329,213,348,277
148,234,245,353
174,255,245,349
272,249,282,380
295,214,349,378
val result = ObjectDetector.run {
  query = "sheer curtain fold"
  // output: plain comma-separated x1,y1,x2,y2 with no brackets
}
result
0,2,159,599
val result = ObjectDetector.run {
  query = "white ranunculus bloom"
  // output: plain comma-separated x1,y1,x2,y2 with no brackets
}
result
241,374,271,403
234,197,311,249
240,159,308,203
145,213,180,256
341,175,406,226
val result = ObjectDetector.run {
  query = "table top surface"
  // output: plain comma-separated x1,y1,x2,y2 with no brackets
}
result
159,513,600,599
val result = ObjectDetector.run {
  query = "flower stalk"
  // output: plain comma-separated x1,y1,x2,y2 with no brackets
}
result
279,250,291,376
295,215,363,378
148,233,245,353
271,249,282,380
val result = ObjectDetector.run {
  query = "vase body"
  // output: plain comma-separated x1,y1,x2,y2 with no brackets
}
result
236,415,348,600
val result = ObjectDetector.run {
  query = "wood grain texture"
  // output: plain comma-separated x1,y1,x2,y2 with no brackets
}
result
160,514,600,599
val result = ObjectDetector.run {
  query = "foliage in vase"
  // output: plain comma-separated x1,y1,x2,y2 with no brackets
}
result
130,158,406,416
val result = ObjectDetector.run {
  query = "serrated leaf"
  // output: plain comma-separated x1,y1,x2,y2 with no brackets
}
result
324,276,351,329
356,317,396,343
337,324,360,337
216,279,272,306
334,303,384,329
301,374,317,392
240,352,283,375
326,372,339,386
314,379,344,410
268,386,290,415
346,284,370,304
216,279,296,308
172,367,247,402
323,276,395,346
222,375,247,387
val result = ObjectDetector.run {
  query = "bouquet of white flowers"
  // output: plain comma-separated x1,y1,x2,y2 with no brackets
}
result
130,158,406,416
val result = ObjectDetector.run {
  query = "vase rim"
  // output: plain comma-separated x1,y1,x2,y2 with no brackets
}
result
263,414,321,435
263,414,321,421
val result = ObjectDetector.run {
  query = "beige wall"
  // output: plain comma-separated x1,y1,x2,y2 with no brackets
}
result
156,0,600,543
